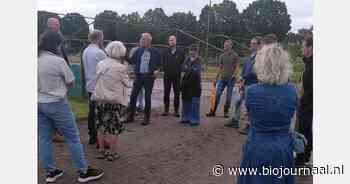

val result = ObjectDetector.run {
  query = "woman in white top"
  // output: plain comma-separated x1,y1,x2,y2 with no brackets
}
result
91,41,131,161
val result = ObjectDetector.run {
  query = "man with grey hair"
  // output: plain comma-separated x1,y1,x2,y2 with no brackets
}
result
128,43,145,113
126,33,161,125
161,35,186,117
82,30,107,144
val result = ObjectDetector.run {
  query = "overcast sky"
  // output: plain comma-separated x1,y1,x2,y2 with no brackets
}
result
38,0,313,33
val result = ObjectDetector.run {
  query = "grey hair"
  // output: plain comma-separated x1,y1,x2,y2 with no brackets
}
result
141,32,152,41
105,41,126,60
254,44,292,85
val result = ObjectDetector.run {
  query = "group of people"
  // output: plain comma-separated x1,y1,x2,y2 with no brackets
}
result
38,16,313,184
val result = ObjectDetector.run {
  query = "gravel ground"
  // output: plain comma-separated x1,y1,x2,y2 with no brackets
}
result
38,79,312,184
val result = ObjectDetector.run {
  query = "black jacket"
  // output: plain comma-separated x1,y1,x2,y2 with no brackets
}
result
130,47,161,75
161,47,186,77
181,57,202,101
300,55,313,114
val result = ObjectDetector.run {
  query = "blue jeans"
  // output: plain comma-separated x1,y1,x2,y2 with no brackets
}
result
182,97,200,124
231,92,243,123
215,77,235,112
232,85,249,122
38,99,88,172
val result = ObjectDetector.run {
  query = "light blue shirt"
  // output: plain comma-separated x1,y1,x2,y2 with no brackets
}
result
82,44,107,92
139,50,151,73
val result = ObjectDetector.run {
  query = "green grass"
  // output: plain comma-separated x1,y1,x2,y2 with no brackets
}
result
68,55,81,64
291,57,305,83
203,65,220,80
69,96,89,120
203,57,305,83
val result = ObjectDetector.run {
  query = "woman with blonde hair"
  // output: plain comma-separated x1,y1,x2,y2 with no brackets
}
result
91,41,131,161
237,44,297,184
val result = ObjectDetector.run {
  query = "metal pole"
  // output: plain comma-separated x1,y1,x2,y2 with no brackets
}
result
205,0,211,71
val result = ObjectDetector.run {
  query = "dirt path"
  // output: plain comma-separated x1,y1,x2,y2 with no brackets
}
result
38,94,312,184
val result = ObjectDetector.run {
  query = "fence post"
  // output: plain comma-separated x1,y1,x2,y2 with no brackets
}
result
80,47,87,99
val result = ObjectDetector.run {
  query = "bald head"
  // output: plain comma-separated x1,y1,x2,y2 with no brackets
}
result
140,33,152,48
47,18,60,32
168,35,177,47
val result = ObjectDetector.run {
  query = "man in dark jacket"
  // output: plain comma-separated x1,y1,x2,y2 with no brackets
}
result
127,33,161,125
161,35,186,117
224,36,262,130
295,35,313,167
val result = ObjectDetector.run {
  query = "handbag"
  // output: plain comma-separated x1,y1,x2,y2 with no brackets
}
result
291,131,308,154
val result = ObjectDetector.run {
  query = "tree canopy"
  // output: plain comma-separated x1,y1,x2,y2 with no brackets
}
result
38,0,299,56
61,13,89,39
241,0,291,40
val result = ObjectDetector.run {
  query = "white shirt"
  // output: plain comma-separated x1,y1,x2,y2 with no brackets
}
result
140,50,151,73
38,51,75,103
82,44,107,92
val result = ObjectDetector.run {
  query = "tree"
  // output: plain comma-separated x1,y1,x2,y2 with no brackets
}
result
142,8,169,30
37,11,60,36
168,11,198,46
94,10,121,41
60,13,89,53
199,0,246,53
213,0,242,36
169,12,197,31
127,12,143,24
241,0,291,40
61,13,89,39
116,12,147,43
142,8,170,43
199,4,216,34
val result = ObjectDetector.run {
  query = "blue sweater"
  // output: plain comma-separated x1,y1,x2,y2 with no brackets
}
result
241,52,258,86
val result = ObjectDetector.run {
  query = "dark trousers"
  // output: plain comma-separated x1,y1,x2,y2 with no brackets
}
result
88,92,97,139
163,75,181,113
129,74,155,120
296,107,313,163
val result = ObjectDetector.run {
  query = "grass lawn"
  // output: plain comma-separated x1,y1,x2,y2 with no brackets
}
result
69,55,81,64
291,57,304,83
202,65,220,81
69,96,89,120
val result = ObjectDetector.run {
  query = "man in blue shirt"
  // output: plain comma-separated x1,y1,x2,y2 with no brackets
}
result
126,33,161,125
82,30,107,144
225,36,262,129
